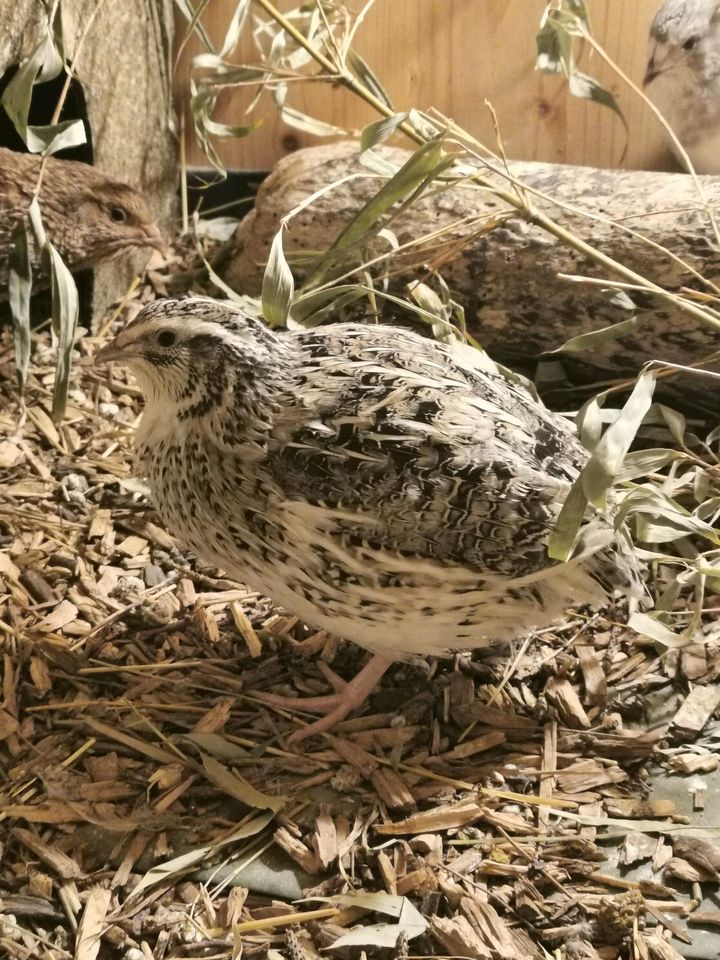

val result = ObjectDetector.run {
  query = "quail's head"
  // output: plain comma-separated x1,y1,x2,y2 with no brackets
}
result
47,176,166,268
96,297,279,405
645,0,720,86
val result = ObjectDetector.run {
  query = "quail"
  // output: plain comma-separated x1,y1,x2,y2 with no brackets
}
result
0,146,164,295
644,0,720,174
97,297,645,742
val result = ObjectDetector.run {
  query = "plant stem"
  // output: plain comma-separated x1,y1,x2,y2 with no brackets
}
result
252,0,423,144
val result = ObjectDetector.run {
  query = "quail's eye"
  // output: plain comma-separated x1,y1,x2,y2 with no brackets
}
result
157,330,177,348
683,36,699,51
109,206,128,223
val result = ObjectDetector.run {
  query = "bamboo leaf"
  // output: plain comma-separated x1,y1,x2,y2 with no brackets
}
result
548,476,589,562
26,119,87,156
333,139,452,250
553,315,639,354
8,219,33,394
278,104,349,137
174,0,214,53
614,448,681,482
201,754,286,811
569,71,627,130
581,371,656,508
309,893,427,948
28,198,79,421
536,4,626,133
360,113,409,153
1,32,86,155
347,48,395,110
129,809,274,899
627,612,687,648
262,227,295,328
219,0,250,57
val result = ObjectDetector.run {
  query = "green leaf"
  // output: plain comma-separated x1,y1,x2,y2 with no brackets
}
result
28,198,79,421
26,118,87,156
553,315,639,354
360,113,409,153
8,219,33,395
569,70,627,130
347,48,395,110
278,104,349,137
581,371,656,508
548,476,589,562
324,139,453,263
262,228,295,328
1,33,86,155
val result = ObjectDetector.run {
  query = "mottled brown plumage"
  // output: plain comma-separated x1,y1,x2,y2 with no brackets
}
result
0,147,164,295
98,297,646,742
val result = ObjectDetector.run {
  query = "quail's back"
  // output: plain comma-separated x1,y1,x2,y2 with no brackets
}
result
100,297,643,659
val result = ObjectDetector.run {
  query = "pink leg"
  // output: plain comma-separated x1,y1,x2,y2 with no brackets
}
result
253,653,393,743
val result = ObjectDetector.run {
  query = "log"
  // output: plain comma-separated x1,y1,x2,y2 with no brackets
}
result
224,141,720,393
0,0,176,318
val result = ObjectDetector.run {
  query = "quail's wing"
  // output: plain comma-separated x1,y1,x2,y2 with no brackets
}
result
265,325,587,577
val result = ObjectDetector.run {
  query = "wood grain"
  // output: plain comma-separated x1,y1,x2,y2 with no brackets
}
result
174,0,671,172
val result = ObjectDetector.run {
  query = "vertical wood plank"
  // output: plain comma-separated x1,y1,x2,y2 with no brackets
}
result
175,0,671,172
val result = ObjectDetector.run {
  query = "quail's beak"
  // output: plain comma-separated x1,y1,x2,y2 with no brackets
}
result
644,56,659,86
95,340,131,365
644,41,680,87
142,223,168,255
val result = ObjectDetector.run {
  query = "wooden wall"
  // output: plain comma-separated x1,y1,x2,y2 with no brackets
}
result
175,0,671,173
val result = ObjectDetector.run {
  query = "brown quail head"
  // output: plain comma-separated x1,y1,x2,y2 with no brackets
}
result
0,146,164,294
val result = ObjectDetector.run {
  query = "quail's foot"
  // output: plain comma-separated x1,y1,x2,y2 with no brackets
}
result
254,652,392,743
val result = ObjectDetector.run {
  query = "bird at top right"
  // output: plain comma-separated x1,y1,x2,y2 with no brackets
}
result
644,0,720,174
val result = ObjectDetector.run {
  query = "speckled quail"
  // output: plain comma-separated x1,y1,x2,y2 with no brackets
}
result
97,297,645,741
0,146,164,294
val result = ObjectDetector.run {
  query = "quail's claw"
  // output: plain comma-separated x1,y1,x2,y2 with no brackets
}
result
253,653,392,743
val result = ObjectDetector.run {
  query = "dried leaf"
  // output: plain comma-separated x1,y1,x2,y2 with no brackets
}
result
582,371,656,508
129,810,275,899
310,892,427,947
201,753,286,811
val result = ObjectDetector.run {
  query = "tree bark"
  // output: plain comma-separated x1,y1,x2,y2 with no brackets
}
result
224,141,720,394
0,0,176,318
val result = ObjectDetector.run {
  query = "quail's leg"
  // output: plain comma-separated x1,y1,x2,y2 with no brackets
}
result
254,653,393,743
